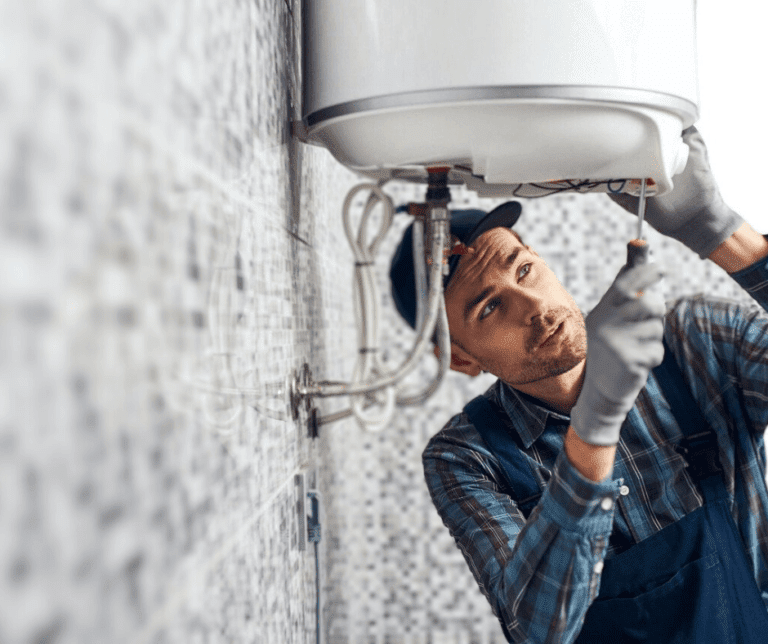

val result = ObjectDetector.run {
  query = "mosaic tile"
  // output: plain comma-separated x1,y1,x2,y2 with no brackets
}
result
0,0,343,642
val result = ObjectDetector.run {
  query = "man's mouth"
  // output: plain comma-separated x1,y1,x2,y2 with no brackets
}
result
538,322,564,349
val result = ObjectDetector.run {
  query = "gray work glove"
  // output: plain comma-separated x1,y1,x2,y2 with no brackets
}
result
570,260,667,446
609,126,744,259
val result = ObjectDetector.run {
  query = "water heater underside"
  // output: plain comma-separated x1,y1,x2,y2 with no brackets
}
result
303,86,696,196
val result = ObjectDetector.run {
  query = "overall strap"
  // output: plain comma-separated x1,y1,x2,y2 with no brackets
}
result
464,339,722,518
464,395,542,517
653,338,723,482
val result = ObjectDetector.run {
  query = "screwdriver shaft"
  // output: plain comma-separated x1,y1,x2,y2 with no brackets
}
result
637,178,648,240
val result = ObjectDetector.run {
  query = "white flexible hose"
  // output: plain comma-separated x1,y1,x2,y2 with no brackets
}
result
303,191,446,398
395,295,451,407
394,216,451,407
347,183,398,431
302,181,451,432
412,218,427,333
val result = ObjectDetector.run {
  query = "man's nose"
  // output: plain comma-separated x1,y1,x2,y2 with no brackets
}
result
503,284,548,325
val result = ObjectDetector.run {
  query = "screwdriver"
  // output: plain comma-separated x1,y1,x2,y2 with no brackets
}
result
627,178,650,268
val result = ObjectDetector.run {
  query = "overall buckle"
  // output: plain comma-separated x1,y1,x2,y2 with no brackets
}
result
673,430,723,480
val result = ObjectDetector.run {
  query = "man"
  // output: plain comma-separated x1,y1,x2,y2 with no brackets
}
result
388,127,768,643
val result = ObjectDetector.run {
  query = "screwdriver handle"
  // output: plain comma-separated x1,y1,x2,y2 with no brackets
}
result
627,239,650,267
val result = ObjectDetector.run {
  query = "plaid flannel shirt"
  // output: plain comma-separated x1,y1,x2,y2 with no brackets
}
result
423,253,768,643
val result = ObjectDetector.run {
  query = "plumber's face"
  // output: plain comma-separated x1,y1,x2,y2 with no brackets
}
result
444,227,586,384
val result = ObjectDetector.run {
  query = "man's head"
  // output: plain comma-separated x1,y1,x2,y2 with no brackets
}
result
390,204,586,388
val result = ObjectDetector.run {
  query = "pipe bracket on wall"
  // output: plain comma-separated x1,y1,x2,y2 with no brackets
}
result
290,364,321,438
291,363,314,421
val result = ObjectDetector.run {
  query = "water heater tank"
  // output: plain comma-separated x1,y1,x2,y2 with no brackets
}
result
300,0,698,195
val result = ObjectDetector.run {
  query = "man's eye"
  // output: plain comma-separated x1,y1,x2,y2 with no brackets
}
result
479,298,499,321
519,263,532,279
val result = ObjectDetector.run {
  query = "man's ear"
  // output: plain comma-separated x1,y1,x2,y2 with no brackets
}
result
433,343,484,377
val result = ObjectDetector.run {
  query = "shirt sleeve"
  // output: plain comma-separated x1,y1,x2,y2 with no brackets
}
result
663,250,768,439
423,416,622,644
729,239,768,310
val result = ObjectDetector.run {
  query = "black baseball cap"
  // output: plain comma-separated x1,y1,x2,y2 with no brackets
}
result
389,201,523,330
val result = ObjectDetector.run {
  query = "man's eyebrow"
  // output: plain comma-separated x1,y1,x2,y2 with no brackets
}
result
506,246,523,269
461,247,524,323
463,286,494,323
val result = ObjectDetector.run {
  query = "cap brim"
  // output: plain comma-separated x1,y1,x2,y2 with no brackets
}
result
464,201,523,247
445,201,523,288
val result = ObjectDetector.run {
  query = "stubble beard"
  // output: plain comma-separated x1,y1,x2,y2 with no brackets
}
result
487,306,587,386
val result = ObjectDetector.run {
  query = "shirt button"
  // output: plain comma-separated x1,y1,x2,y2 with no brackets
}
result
619,485,630,496
600,497,614,511
594,561,604,574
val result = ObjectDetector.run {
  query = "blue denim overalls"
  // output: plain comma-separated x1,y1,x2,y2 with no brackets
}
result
464,341,768,643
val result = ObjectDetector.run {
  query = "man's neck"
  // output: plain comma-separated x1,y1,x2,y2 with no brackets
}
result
508,360,586,415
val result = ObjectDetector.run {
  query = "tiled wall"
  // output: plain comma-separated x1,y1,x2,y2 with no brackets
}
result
1,1,760,644
0,0,360,642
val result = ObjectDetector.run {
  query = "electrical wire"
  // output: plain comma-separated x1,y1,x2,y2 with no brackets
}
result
314,539,320,644
307,489,322,644
451,166,652,198
607,180,628,194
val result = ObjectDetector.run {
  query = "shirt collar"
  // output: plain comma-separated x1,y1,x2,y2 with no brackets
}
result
492,379,571,449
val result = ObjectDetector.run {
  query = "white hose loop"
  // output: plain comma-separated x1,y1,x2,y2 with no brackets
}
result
342,182,393,263
303,215,446,398
358,185,394,258
350,379,396,432
342,182,400,431
302,181,449,433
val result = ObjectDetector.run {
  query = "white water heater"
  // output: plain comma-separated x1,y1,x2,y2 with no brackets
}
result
300,0,698,195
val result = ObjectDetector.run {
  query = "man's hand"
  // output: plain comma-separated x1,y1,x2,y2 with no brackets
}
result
570,261,666,446
609,126,744,259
